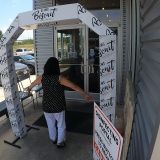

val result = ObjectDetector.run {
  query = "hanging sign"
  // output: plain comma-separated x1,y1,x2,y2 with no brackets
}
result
93,103,123,160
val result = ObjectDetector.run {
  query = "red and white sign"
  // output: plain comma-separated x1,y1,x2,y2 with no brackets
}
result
93,103,123,160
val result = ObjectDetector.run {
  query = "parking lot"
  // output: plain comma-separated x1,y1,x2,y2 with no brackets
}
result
0,75,36,101
0,75,36,121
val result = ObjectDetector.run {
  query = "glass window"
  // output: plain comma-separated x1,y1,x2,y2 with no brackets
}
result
55,0,120,10
16,49,22,52
20,55,34,60
14,56,21,61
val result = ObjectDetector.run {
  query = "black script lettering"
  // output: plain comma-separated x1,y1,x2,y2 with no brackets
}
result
100,98,105,103
100,79,115,94
100,60,115,75
99,40,115,57
0,44,6,50
2,52,7,57
7,25,15,33
6,96,14,105
0,36,6,44
107,60,115,71
100,42,105,47
101,97,114,109
32,8,57,21
99,49,105,57
8,107,19,118
1,71,9,79
77,4,86,14
106,40,115,52
3,85,11,92
5,93,17,106
106,29,115,35
100,81,105,85
11,121,18,128
100,62,105,67
92,17,102,27
108,79,115,89
0,55,7,65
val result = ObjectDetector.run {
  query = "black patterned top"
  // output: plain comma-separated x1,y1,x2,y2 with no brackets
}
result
41,75,66,113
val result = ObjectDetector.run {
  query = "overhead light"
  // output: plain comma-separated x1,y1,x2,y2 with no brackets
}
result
102,7,104,10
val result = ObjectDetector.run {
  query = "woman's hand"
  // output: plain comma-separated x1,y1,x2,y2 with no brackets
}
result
59,76,93,102
84,94,93,103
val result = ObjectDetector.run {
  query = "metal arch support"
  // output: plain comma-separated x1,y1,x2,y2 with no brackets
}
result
0,3,117,138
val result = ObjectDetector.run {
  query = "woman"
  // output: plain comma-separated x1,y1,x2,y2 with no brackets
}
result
28,57,92,148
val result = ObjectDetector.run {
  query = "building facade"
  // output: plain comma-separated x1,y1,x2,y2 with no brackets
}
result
33,0,160,159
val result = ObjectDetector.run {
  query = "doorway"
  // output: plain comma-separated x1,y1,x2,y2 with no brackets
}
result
54,25,120,102
54,25,100,102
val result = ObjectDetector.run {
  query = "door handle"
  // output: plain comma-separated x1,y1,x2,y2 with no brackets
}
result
81,65,84,74
88,65,91,74
88,65,94,74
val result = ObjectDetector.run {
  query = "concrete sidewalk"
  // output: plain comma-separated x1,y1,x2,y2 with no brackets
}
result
0,98,93,160
0,99,92,160
0,75,93,160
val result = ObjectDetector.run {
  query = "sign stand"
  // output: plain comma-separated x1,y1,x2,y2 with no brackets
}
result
4,125,40,149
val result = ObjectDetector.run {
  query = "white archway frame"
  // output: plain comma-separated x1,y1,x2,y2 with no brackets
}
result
0,3,116,137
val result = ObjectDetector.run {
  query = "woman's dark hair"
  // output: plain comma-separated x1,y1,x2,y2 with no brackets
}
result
43,57,60,75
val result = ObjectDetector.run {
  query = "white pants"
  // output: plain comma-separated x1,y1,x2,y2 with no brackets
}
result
44,111,66,143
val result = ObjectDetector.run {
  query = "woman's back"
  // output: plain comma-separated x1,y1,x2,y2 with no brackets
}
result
42,75,66,113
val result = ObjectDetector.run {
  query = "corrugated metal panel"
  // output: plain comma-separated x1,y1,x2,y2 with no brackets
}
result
120,0,131,104
127,0,160,159
33,0,55,75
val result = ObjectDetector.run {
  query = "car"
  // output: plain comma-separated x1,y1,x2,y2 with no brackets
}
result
14,55,35,75
15,48,31,55
28,52,35,57
0,62,30,86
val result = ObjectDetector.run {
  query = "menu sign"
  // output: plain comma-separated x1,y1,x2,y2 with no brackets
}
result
93,103,123,160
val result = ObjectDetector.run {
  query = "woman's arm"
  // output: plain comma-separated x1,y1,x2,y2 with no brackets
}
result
59,75,93,102
28,75,42,91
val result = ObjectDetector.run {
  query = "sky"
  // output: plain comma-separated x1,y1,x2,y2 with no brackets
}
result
0,0,33,40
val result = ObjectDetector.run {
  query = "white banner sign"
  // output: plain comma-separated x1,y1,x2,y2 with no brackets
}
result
0,18,26,137
100,35,116,123
93,103,123,160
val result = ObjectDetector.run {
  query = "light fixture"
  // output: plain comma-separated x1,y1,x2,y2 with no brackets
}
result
102,7,104,10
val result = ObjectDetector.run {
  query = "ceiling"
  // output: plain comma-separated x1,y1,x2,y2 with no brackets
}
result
55,0,120,10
